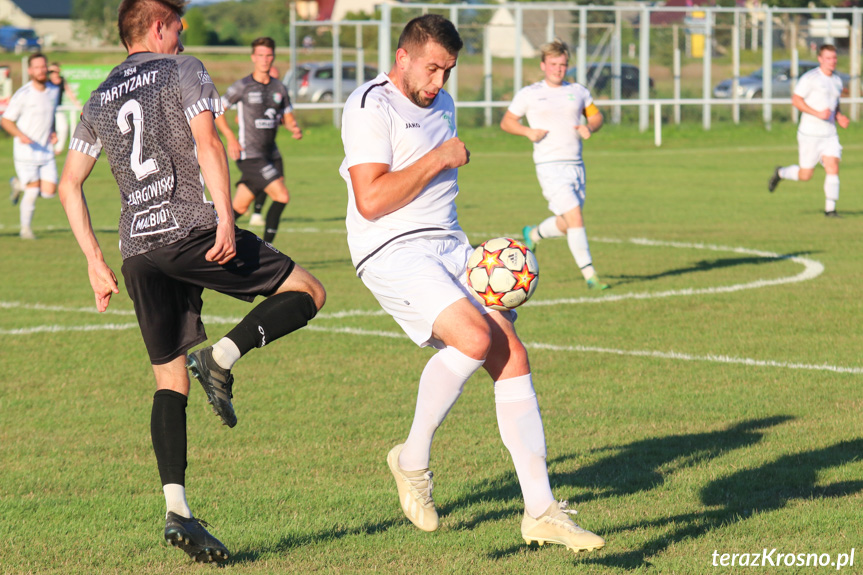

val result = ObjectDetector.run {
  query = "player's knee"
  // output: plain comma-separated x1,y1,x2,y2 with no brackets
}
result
275,264,325,311
798,170,814,181
306,277,326,311
456,322,493,361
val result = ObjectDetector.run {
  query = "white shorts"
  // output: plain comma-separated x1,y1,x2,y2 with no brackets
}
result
535,161,586,216
359,234,493,349
797,133,842,170
14,159,58,187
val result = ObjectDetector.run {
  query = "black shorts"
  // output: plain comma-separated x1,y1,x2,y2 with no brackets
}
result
237,157,284,192
121,227,295,365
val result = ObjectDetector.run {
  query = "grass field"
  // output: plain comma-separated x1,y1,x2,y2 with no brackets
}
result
1,119,861,574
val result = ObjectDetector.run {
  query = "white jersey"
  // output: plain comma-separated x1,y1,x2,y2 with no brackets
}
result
3,81,59,164
340,73,463,273
794,67,843,138
508,80,593,164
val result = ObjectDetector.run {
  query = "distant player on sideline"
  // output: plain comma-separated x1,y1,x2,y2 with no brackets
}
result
58,0,325,563
340,15,605,553
768,44,850,217
1,52,59,240
215,37,302,243
500,40,608,290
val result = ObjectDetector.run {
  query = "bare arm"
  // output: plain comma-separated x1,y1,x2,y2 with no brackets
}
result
835,102,850,129
792,94,831,121
190,111,236,264
213,113,242,160
282,111,302,140
348,136,469,221
1,117,33,144
576,109,604,139
500,111,547,143
58,149,119,312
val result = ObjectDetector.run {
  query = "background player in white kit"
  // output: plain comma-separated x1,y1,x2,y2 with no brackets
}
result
500,40,608,290
1,53,59,240
340,15,604,553
768,44,850,217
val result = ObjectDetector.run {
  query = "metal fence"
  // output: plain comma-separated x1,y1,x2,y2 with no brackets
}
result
288,3,863,144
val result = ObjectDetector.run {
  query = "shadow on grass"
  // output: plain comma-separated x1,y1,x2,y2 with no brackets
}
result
582,438,863,570
230,518,400,563
448,417,791,548
608,252,816,286
556,416,793,501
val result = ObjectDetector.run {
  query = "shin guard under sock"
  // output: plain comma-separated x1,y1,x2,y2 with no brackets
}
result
225,291,317,356
151,389,188,486
264,201,286,243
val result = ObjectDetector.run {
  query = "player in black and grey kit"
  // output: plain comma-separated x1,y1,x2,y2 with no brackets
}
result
215,37,302,244
58,0,325,564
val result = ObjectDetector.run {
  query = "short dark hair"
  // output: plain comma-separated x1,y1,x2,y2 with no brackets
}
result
397,14,463,57
819,44,837,55
27,52,47,67
251,37,276,52
118,0,186,50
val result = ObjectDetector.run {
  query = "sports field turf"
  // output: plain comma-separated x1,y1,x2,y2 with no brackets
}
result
1,120,861,574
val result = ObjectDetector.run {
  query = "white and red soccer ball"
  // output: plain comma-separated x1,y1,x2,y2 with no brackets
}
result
467,237,539,311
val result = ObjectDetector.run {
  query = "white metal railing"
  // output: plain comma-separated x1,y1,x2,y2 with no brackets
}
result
289,3,863,133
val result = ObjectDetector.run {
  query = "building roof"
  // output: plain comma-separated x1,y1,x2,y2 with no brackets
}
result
10,0,72,19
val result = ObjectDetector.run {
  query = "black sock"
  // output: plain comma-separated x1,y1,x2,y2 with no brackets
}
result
151,389,187,486
225,291,317,355
264,201,286,243
253,191,266,215
233,209,243,220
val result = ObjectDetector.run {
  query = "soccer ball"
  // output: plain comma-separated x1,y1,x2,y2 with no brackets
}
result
466,237,539,311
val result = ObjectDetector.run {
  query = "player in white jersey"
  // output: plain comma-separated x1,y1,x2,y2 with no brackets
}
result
340,15,604,553
501,39,608,290
767,44,850,217
1,53,59,239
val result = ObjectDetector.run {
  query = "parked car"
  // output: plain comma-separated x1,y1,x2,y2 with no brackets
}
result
565,63,654,98
713,60,850,99
283,62,378,103
0,26,40,52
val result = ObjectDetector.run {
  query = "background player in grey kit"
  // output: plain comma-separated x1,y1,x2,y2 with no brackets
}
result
58,0,325,564
215,37,302,243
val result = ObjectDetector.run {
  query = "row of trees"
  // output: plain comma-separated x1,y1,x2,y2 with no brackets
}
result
72,0,293,47
73,0,860,48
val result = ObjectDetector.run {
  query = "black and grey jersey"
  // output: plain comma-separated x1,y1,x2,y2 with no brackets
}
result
70,52,224,260
221,75,292,160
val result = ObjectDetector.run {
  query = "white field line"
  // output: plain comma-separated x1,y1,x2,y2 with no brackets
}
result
2,238,854,373
1,321,858,374
526,237,824,307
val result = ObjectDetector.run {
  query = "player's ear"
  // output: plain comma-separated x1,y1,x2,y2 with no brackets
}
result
395,47,410,69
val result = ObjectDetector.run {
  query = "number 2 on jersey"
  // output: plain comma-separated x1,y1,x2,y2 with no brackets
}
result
117,99,159,181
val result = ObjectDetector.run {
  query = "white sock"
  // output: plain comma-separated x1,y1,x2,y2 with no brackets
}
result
778,165,800,181
163,483,192,518
566,227,595,280
19,187,39,230
536,216,564,241
400,347,485,471
211,337,241,370
494,374,554,518
824,174,839,212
